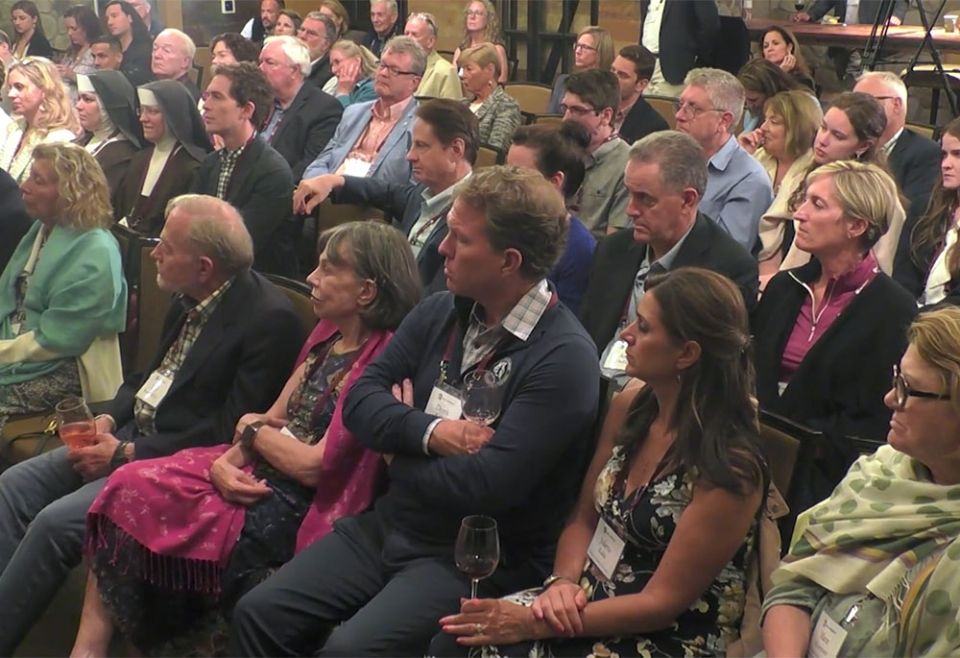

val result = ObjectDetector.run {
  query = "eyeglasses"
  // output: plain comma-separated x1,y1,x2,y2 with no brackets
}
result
673,100,725,119
574,42,597,52
892,364,951,410
378,62,419,77
559,103,598,117
465,9,486,16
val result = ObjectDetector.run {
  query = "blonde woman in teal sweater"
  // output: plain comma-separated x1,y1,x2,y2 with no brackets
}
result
0,143,126,435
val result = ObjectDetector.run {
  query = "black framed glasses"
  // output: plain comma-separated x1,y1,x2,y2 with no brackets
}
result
892,364,951,410
673,100,725,119
378,62,419,77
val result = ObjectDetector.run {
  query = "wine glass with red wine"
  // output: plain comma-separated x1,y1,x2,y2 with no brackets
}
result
55,396,96,451
455,515,500,599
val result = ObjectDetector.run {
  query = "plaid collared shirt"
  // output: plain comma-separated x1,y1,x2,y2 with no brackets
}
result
134,279,234,435
461,280,551,374
216,144,247,199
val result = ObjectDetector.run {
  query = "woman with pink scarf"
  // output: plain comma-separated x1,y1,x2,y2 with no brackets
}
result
70,222,422,657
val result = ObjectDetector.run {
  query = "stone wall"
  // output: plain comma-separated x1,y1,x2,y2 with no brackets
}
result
0,0,96,51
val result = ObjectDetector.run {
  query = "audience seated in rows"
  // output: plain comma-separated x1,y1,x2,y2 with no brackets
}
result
0,169,30,273
561,69,630,237
71,221,422,657
506,122,596,314
0,194,303,655
580,131,757,389
613,44,668,145
326,39,378,108
150,28,199,101
211,31,260,67
763,306,960,658
103,0,152,87
363,0,403,58
75,70,143,197
303,36,423,185
454,0,508,85
676,68,773,253
759,25,815,93
297,99,474,294
115,79,210,235
431,268,766,658
59,5,101,99
9,1,51,60
737,57,807,135
547,26,614,115
0,143,126,439
259,36,342,180
192,62,298,277
739,89,822,284
460,42,521,152
0,58,80,183
406,12,461,101
780,92,904,274
753,161,917,532
229,166,600,656
299,11,337,88
899,117,960,304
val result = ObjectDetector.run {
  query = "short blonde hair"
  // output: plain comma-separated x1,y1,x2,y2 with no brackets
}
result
908,306,960,417
578,26,614,71
459,42,500,80
806,160,898,250
31,142,111,230
8,57,80,135
165,194,254,275
764,90,822,160
330,39,379,80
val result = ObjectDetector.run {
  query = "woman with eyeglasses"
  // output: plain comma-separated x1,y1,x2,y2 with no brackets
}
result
752,160,917,537
453,0,508,84
459,42,521,151
762,305,960,658
547,26,614,115
323,40,378,108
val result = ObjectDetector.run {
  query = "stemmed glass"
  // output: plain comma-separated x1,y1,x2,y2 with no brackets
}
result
455,515,500,599
461,369,501,426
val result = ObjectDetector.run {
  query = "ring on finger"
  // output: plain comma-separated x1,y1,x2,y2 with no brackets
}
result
474,623,484,635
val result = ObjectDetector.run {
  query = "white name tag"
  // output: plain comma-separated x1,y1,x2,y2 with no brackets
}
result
280,425,297,439
602,339,629,372
808,612,848,658
135,370,174,408
424,382,463,420
341,156,373,178
586,517,625,582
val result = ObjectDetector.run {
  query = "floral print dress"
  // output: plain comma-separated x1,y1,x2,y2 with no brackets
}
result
475,443,754,658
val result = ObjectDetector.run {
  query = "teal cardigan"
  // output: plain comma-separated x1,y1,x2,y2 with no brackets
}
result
0,221,127,385
336,77,377,108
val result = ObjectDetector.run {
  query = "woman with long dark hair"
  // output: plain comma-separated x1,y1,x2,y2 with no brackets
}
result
433,267,766,658
9,1,51,60
102,0,153,86
59,5,101,95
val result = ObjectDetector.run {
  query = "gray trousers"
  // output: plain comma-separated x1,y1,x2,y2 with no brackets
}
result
0,446,106,654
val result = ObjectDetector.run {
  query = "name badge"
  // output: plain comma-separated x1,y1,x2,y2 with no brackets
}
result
135,369,174,408
341,156,373,178
280,425,297,439
9,320,21,335
808,612,848,658
118,216,130,228
586,517,625,582
425,381,463,420
602,339,629,372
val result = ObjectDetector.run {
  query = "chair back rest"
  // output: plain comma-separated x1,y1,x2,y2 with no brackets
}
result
263,274,319,336
906,121,938,140
134,238,171,374
504,82,552,115
645,95,678,129
475,144,502,170
532,113,563,126
759,409,822,497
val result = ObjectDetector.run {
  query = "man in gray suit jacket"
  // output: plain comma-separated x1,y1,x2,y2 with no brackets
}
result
299,36,424,187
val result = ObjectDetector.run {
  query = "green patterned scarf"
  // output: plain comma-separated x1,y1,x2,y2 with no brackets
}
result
773,445,960,656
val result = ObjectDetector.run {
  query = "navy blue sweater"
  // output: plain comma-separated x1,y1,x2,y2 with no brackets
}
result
343,289,600,563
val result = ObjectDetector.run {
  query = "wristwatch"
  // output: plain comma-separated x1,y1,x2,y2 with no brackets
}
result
240,420,265,451
542,574,572,590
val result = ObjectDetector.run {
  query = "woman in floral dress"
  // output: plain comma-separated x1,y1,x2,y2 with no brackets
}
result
433,267,768,657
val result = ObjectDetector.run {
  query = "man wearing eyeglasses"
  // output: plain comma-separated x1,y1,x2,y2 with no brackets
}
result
674,68,772,253
559,69,631,238
298,12,337,88
299,36,424,187
405,12,461,100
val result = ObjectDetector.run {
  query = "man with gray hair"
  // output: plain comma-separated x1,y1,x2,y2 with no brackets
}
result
579,130,757,385
151,28,200,100
405,12,461,100
675,67,772,252
259,35,342,179
300,36,424,186
0,194,304,654
364,0,404,57
854,71,939,218
299,11,337,88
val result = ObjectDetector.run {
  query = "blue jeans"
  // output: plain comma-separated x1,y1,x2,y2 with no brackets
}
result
0,446,106,654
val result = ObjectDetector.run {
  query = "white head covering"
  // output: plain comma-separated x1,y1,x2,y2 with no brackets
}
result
77,74,117,148
137,86,178,196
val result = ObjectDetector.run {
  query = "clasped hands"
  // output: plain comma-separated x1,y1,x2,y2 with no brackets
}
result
209,413,284,506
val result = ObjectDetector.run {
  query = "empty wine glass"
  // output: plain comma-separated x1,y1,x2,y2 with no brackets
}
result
462,369,500,426
455,515,500,599
55,396,96,451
